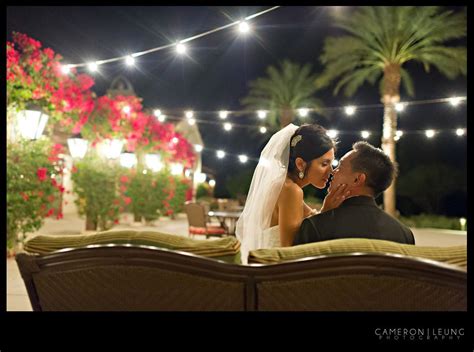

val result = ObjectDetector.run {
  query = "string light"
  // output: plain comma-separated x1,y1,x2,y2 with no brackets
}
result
217,150,226,159
344,106,356,116
298,108,309,117
158,115,166,122
153,109,162,117
172,137,179,144
425,129,436,138
61,64,71,74
327,130,338,138
224,122,232,131
194,144,203,152
87,62,98,72
449,97,463,106
332,159,339,167
125,55,135,66
257,110,267,119
456,128,465,136
219,110,228,119
238,21,250,34
176,42,187,55
395,103,405,112
260,126,267,134
209,179,216,187
185,111,194,119
67,7,280,68
122,106,131,114
361,131,370,139
238,155,248,163
188,118,196,125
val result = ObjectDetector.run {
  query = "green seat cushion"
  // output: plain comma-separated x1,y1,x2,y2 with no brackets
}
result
24,230,241,264
248,238,466,269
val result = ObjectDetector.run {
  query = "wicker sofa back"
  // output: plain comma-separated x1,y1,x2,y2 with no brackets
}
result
16,244,466,311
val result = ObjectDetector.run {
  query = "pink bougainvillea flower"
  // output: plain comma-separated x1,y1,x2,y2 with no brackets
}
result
37,168,48,181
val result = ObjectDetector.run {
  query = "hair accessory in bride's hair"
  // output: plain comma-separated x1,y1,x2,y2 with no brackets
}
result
291,135,302,147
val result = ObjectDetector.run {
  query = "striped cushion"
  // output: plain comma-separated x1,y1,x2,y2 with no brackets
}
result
189,226,226,235
248,238,467,269
24,230,241,264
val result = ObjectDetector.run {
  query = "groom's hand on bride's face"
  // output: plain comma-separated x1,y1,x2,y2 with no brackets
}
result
320,183,351,213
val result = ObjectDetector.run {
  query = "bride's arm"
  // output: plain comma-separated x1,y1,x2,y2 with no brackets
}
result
278,183,304,247
303,201,319,217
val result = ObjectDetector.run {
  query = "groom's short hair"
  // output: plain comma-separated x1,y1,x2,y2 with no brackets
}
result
350,141,398,196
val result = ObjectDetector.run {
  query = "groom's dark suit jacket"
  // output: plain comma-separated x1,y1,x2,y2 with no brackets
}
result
294,196,415,245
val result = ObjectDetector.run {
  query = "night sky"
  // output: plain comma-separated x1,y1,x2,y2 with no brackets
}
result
7,6,467,198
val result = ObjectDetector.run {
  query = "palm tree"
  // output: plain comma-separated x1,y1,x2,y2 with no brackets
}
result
241,60,325,131
315,6,466,217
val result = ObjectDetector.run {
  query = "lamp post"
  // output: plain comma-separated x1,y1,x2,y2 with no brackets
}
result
145,154,163,172
67,133,88,159
99,139,124,159
15,104,49,140
120,151,137,169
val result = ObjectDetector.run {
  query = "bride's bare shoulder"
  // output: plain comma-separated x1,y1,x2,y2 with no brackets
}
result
279,178,303,202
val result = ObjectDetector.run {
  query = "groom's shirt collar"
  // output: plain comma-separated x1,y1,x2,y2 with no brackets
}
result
339,195,377,207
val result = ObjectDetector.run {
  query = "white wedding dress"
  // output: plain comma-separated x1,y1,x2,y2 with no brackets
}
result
262,225,281,248
236,124,299,264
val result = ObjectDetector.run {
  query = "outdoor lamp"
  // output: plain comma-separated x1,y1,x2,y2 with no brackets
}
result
16,104,49,140
194,172,207,184
120,151,137,168
459,217,466,231
67,133,88,159
101,139,124,159
171,163,184,176
145,154,163,172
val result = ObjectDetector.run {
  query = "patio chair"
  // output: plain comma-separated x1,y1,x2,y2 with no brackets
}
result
184,202,228,239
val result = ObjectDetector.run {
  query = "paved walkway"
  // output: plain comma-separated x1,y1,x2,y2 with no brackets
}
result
7,213,467,311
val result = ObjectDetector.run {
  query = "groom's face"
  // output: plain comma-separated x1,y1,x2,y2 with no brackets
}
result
328,150,357,193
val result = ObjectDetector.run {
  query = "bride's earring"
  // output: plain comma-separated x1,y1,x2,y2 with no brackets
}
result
298,170,305,179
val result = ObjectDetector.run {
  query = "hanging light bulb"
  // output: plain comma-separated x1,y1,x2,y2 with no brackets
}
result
125,55,135,66
425,129,436,138
217,150,226,159
194,144,203,152
327,130,338,138
257,110,267,119
449,97,462,106
224,123,232,131
194,172,207,184
188,118,196,126
456,128,465,136
332,159,339,167
61,64,71,74
344,106,356,116
87,62,98,72
176,42,187,54
260,126,267,134
209,179,216,187
298,108,309,117
185,110,194,119
154,109,162,117
238,21,250,33
219,110,228,119
361,131,370,139
395,103,405,112
238,155,248,163
158,115,166,122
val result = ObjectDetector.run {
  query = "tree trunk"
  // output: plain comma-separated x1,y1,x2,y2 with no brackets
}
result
85,214,98,231
381,64,401,218
279,107,294,129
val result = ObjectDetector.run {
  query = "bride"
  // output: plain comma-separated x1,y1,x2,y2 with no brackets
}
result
235,123,350,263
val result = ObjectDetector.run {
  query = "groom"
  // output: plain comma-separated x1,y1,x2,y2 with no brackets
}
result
293,141,415,245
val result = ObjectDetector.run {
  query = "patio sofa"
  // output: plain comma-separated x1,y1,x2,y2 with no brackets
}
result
16,230,466,311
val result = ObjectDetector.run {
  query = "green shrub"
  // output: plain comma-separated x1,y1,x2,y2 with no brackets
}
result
196,183,212,199
71,155,121,231
399,214,467,230
7,138,65,249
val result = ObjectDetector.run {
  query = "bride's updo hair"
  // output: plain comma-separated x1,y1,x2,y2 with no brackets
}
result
288,124,336,172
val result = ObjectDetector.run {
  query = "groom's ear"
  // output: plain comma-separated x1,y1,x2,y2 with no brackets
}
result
353,173,366,186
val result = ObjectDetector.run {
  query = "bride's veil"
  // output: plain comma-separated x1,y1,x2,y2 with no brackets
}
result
235,123,299,263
